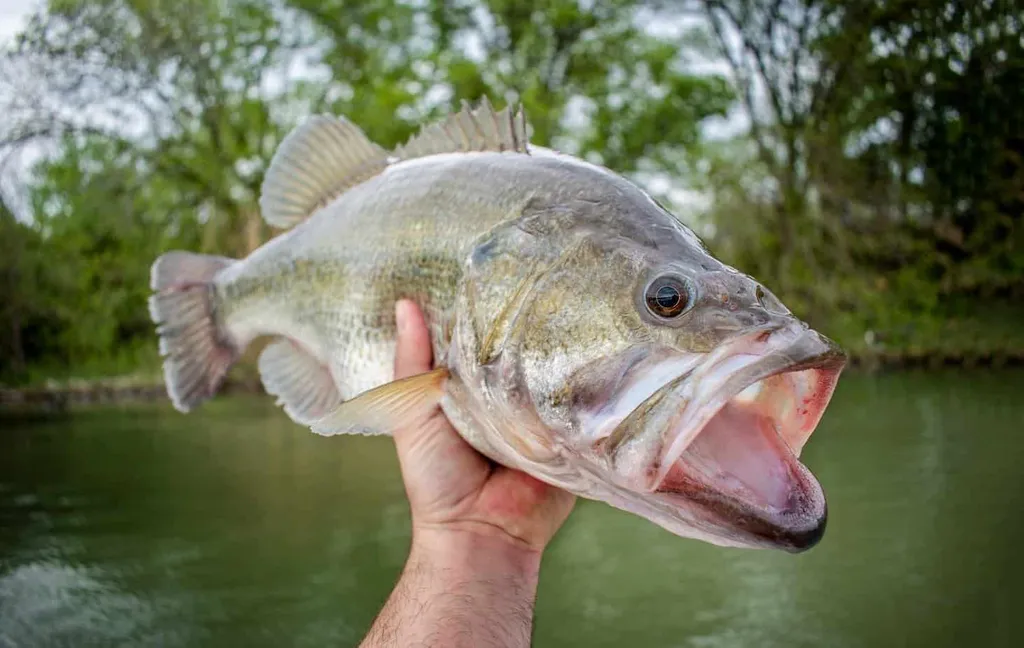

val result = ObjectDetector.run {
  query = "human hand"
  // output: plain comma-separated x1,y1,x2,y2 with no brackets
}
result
390,299,576,554
358,300,574,647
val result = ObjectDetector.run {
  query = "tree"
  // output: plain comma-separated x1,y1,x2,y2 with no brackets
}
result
0,196,33,378
818,0,1024,296
25,135,207,366
291,0,735,189
1,0,311,256
690,0,1024,348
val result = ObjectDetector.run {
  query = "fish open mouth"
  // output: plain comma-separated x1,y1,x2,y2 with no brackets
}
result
607,326,846,551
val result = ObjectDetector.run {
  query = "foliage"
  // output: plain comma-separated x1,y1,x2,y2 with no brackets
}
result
1,196,47,381
686,0,1023,353
0,0,1021,384
288,0,735,176
818,0,1024,294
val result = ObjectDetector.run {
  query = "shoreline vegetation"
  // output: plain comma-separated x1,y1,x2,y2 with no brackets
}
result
4,349,1024,414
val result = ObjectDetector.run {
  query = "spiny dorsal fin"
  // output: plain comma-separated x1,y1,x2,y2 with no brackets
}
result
392,97,531,160
259,115,388,229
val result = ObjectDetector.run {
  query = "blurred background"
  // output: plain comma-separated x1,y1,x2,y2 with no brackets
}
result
0,1,1021,647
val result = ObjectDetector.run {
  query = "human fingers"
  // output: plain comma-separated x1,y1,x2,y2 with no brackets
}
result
394,299,433,379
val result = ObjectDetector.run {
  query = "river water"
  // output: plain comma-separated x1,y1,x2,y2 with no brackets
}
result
1,370,1022,647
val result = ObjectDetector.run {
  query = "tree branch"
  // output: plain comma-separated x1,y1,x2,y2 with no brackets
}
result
704,2,780,177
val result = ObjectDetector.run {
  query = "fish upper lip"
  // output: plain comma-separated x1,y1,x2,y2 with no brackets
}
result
603,324,845,491
649,324,846,490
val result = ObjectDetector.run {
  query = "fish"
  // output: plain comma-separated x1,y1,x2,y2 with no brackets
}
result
148,99,846,552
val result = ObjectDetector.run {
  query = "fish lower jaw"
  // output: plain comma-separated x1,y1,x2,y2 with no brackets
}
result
652,378,829,552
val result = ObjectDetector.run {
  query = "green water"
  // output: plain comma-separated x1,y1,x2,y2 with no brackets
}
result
1,370,1022,647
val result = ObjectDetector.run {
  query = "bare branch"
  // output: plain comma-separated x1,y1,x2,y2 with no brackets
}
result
703,2,780,177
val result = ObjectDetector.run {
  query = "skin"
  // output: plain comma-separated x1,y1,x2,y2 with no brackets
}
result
359,300,576,648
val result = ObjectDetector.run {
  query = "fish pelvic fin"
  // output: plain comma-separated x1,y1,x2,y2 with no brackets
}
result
259,115,389,229
393,96,532,160
309,368,449,437
148,251,240,413
258,338,343,425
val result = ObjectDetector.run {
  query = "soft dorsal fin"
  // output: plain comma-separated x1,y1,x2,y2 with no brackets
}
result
259,115,388,229
393,97,531,160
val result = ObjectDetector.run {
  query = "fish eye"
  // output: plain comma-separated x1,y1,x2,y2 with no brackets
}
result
644,275,692,319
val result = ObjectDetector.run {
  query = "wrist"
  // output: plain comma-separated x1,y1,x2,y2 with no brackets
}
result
361,526,542,648
408,525,543,585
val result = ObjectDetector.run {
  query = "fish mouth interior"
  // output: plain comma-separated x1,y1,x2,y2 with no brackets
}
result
654,363,840,552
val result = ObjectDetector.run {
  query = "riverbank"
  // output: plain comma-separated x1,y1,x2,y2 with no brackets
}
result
4,349,1024,413
0,377,261,414
847,349,1024,371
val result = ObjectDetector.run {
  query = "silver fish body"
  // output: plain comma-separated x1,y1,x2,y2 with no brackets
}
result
149,101,846,551
214,152,550,400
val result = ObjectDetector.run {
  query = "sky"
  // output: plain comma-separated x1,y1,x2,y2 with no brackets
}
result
0,0,32,44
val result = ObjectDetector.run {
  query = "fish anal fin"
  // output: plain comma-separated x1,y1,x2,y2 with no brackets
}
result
259,115,388,229
259,339,343,425
393,97,531,160
310,368,449,436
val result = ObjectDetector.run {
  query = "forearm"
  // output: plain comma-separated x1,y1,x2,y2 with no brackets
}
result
359,528,543,648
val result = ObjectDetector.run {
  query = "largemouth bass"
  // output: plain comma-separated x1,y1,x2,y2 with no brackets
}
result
149,99,846,551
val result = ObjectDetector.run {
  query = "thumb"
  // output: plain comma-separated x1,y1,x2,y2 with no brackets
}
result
393,299,434,380
390,299,463,471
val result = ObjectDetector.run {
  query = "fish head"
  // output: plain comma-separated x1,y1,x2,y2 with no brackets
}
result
446,201,846,552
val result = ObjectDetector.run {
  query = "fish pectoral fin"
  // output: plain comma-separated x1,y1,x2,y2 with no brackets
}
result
259,339,343,425
259,115,388,229
309,368,449,437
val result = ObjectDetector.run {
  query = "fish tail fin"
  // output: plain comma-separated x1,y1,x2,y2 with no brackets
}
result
148,251,241,412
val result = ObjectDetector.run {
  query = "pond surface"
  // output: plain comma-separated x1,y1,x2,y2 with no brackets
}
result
1,370,1022,647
